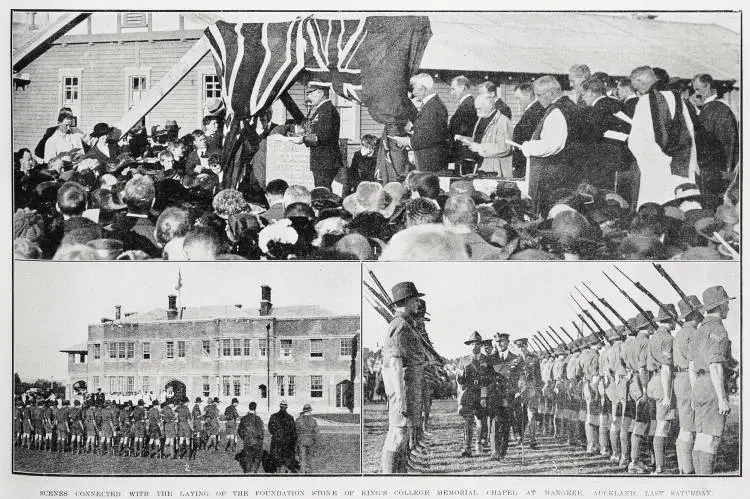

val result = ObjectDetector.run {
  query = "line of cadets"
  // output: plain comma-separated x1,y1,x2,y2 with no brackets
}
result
460,283,734,475
15,395,244,459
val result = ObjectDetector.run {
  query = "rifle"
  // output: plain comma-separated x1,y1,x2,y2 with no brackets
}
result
581,281,633,337
615,265,683,326
366,269,395,311
558,325,576,344
602,271,659,329
533,336,550,356
537,331,556,353
570,293,609,343
570,319,585,338
547,327,570,352
575,285,619,334
652,263,704,322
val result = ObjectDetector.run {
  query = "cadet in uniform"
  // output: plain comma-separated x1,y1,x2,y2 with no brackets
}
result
673,296,703,474
191,397,204,456
615,320,637,467
380,281,426,472
488,332,521,460
31,400,44,450
176,398,193,458
515,337,541,449
224,398,240,452
147,400,162,458
69,400,84,454
100,401,116,455
456,331,490,458
539,348,555,436
295,403,320,473
691,285,734,475
646,304,678,474
551,347,568,439
625,311,656,474
42,400,54,451
564,342,582,447
204,397,221,452
118,401,133,456
162,401,177,458
237,401,265,473
56,400,71,453
132,399,147,457
578,335,602,454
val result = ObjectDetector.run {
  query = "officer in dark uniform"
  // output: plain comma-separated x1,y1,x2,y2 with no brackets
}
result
191,397,204,456
204,397,221,452
456,331,491,458
176,398,193,458
487,332,522,460
224,397,240,452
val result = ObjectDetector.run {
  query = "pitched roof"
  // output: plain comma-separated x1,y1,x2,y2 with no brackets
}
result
60,343,88,353
420,12,739,80
119,304,339,323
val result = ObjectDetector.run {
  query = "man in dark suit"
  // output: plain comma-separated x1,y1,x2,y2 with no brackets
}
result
391,74,450,172
616,79,639,119
105,174,160,257
456,331,492,458
512,82,546,178
580,76,633,190
448,76,478,165
297,85,342,189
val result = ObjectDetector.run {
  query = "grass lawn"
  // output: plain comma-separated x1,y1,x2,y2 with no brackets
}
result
363,398,739,475
14,425,360,475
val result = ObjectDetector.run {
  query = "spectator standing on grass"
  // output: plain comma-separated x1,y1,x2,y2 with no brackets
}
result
295,403,319,473
268,400,298,472
237,401,265,473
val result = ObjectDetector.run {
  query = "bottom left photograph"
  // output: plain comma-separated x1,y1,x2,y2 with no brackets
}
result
12,261,362,475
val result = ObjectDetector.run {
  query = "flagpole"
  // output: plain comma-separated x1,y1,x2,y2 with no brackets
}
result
176,268,183,320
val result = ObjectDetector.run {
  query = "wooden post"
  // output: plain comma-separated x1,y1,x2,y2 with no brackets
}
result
13,12,92,72
279,91,306,123
113,35,210,136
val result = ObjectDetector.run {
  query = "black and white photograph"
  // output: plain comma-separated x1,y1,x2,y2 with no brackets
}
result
12,262,361,475
362,262,740,475
11,10,740,261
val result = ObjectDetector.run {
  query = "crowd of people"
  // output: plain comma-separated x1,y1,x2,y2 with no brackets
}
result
13,65,739,261
376,276,737,475
14,395,320,474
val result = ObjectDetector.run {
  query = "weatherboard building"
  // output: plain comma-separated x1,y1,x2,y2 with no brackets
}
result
60,286,360,412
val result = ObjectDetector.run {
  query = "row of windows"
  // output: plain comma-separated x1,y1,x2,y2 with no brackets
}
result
93,338,354,360
89,375,324,400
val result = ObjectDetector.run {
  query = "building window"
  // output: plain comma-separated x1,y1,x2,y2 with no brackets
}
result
340,338,353,357
121,12,149,29
202,340,210,356
242,376,251,396
222,339,231,357
310,339,323,358
233,376,241,397
233,339,241,357
127,342,134,359
166,341,174,359
259,339,267,357
277,376,285,397
222,376,231,397
142,376,150,394
110,377,116,393
332,91,360,142
118,342,126,359
203,74,221,101
128,75,148,110
178,341,186,358
288,376,295,397
143,342,150,360
310,376,323,398
126,376,134,393
62,76,80,107
243,339,251,357
93,376,100,391
202,376,210,398
93,344,100,360
280,339,292,358
108,343,116,359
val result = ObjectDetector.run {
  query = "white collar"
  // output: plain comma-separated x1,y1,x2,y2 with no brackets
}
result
313,99,332,112
592,95,606,106
525,99,538,111
126,213,149,219
703,93,719,104
459,94,472,104
421,93,437,106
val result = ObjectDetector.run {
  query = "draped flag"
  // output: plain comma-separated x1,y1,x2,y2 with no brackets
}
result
203,16,431,186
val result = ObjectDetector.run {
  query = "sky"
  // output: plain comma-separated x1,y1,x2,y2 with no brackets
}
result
362,262,740,359
13,262,360,382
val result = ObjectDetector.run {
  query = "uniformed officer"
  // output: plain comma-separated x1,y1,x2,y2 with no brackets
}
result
673,295,703,474
625,311,656,474
515,337,542,449
456,331,490,458
295,403,320,473
147,400,162,458
176,398,193,458
237,401,265,473
132,399,147,457
478,339,495,452
646,303,678,474
224,398,240,452
204,397,221,452
691,285,735,475
488,332,522,460
380,281,426,472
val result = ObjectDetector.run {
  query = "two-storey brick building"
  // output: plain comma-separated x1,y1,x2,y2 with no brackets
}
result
61,286,360,412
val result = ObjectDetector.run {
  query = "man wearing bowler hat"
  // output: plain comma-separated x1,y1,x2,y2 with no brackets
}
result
456,331,491,458
672,295,703,474
380,281,426,473
293,84,342,190
690,285,735,475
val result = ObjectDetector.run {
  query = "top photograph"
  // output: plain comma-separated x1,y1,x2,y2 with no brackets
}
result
12,11,740,261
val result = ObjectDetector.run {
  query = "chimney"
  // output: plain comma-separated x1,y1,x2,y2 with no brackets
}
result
167,294,178,320
234,304,242,309
114,305,121,321
259,285,272,316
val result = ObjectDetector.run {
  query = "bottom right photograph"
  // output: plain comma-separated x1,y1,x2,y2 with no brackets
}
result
361,262,740,476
